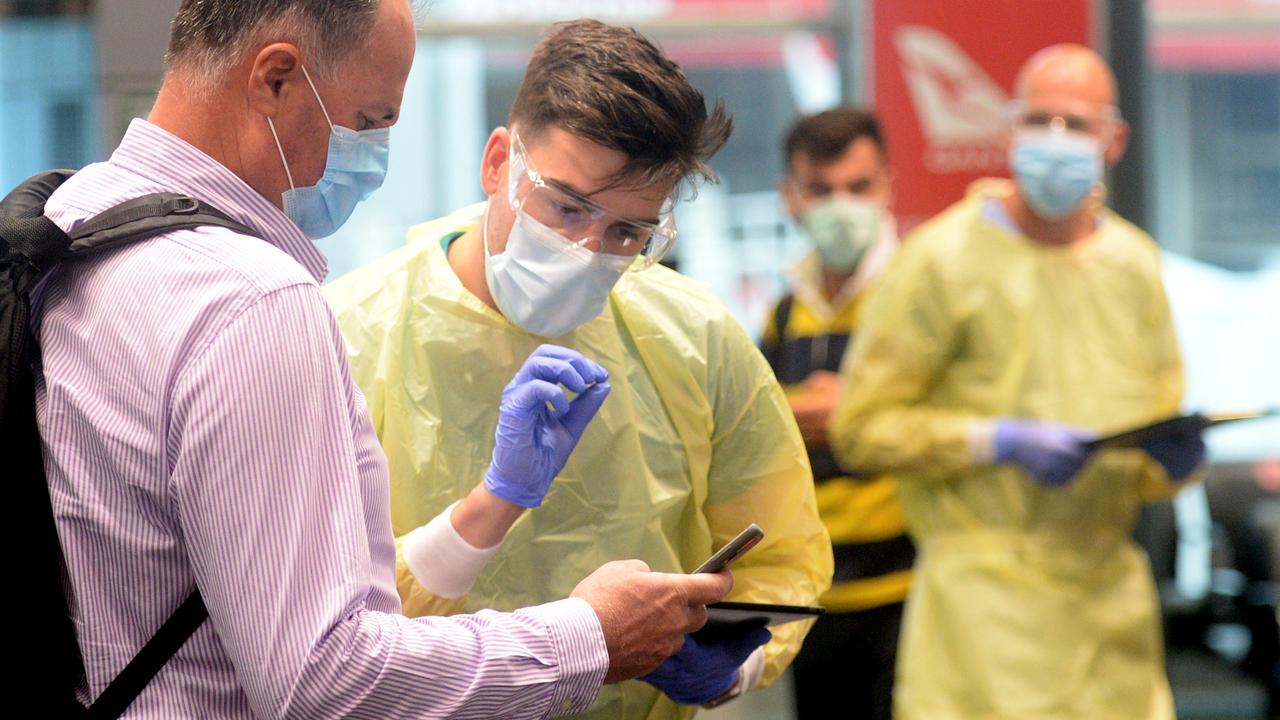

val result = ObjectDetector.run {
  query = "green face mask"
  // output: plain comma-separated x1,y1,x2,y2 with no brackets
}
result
800,196,882,273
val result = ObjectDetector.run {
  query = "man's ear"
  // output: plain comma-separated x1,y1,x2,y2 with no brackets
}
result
780,176,803,223
246,42,304,118
1105,119,1130,167
480,127,511,196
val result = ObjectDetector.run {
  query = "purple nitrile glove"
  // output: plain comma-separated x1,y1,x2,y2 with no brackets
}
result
639,627,772,705
484,344,610,508
994,419,1097,488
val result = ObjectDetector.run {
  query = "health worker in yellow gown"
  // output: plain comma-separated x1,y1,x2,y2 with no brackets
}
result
324,19,831,720
829,44,1207,720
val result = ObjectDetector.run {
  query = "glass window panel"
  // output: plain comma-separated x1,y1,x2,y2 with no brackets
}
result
1145,1,1280,461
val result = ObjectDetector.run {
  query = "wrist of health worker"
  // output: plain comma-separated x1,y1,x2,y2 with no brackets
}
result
450,482,527,549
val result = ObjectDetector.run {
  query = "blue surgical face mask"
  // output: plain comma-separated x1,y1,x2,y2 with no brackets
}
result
483,204,627,338
268,65,390,239
1009,128,1103,221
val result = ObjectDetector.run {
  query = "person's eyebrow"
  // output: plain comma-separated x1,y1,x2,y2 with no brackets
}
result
545,176,662,226
544,176,594,199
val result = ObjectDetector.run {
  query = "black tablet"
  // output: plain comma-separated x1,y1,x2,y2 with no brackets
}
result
693,601,825,642
1084,409,1277,451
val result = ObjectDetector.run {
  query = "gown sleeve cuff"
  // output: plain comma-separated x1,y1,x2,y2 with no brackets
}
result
740,645,766,693
402,501,501,599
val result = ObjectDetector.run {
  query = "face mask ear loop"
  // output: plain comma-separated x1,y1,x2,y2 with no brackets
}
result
507,130,528,212
299,64,335,131
266,117,296,192
482,201,495,261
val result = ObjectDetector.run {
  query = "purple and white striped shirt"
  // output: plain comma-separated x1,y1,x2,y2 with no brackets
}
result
34,119,607,718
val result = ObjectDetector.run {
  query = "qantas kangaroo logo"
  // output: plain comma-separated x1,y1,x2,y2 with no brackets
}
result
895,25,1010,173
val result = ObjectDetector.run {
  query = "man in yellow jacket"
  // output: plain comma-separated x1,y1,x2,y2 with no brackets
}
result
325,19,831,720
829,44,1206,719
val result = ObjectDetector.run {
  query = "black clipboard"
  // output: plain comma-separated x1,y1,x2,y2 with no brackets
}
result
1084,409,1278,451
693,601,825,642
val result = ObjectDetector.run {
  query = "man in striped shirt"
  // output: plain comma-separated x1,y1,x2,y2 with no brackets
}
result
33,1,729,716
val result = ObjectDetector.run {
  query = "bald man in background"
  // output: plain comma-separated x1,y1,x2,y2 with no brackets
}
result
829,44,1205,719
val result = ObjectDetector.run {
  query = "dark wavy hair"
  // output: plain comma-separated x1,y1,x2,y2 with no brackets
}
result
510,18,733,194
783,106,887,172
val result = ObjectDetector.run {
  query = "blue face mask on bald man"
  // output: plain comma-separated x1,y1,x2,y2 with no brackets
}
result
1009,127,1103,221
268,65,390,239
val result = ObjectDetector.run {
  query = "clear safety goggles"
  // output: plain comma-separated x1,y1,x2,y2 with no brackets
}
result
507,130,677,271
1006,100,1121,143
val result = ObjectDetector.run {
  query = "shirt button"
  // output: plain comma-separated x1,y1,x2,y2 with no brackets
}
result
559,698,574,712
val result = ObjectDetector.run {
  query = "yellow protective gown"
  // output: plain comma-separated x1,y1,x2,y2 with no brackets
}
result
830,180,1189,720
324,205,832,720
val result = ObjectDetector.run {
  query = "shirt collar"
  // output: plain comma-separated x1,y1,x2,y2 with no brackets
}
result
109,119,328,282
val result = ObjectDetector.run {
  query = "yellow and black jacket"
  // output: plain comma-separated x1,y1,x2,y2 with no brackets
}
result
761,257,913,613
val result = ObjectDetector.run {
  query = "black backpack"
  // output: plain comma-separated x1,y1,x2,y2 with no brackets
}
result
2,170,258,718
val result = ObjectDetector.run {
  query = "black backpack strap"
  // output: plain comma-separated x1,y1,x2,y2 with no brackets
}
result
2,181,258,275
86,591,208,720
68,193,258,256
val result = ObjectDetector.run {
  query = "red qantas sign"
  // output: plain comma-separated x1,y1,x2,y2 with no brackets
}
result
872,1,1093,232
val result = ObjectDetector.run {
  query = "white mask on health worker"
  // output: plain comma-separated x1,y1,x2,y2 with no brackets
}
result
483,130,678,338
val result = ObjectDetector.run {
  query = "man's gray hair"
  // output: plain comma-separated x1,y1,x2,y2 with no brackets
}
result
165,0,383,95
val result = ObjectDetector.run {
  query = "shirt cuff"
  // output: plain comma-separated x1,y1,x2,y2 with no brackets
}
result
968,419,999,465
517,597,609,717
401,501,501,599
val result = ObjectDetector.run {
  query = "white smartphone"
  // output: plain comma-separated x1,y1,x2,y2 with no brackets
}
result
693,523,764,574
